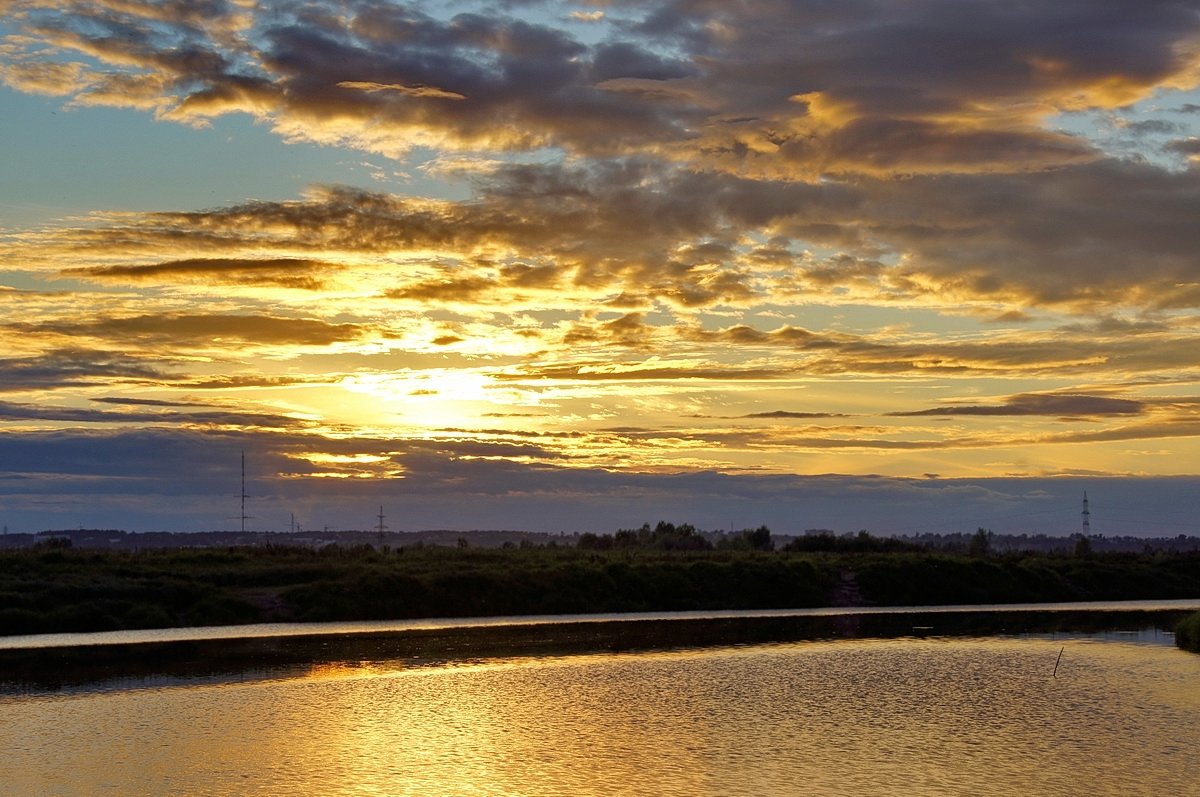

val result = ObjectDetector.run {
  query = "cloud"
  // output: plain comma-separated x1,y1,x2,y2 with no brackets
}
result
0,348,178,392
497,362,792,382
893,393,1146,418
63,258,347,290
9,153,1200,316
0,398,305,429
871,161,1200,309
4,420,1195,532
179,375,334,390
1165,137,1200,158
742,411,848,420
1,59,90,95
381,261,572,318
7,165,1200,390
1119,119,1181,136
561,313,656,348
7,0,1197,175
90,397,205,408
336,80,465,99
1,420,1198,534
8,313,372,349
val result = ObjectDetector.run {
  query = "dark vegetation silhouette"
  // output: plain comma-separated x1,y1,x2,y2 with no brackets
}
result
1,524,1198,636
1176,611,1200,653
782,530,921,554
577,521,775,551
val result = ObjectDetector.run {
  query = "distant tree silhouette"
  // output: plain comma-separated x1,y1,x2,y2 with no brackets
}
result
968,528,993,558
582,522,714,551
781,530,921,554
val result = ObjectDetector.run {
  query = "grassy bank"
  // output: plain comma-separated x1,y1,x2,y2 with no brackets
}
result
2,543,1199,636
1176,611,1200,653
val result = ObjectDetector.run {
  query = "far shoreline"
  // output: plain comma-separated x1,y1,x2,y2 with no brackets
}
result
3,600,1196,696
5,597,1200,651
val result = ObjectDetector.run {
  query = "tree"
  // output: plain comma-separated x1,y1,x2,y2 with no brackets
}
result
746,525,774,551
968,528,992,557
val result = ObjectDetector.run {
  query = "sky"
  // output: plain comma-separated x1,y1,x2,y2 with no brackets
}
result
2,0,1200,537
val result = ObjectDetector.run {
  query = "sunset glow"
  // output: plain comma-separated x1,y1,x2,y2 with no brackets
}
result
3,0,1200,535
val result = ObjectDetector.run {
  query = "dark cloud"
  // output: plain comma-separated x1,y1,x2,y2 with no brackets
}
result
90,397,206,407
1040,417,1200,446
63,258,346,290
1165,137,1200,156
13,153,1200,314
589,41,694,83
743,410,847,419
892,393,1146,418
0,348,177,392
9,313,370,348
0,424,1196,535
0,399,305,428
688,410,847,420
9,0,1199,176
859,161,1200,309
180,375,333,390
1120,119,1181,136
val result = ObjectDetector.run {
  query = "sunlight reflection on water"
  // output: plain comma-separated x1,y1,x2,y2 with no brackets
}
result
3,637,1198,796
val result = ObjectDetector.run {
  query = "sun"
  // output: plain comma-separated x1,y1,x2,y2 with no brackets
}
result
336,369,512,429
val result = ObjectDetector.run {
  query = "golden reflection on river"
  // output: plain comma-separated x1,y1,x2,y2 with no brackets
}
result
3,637,1198,796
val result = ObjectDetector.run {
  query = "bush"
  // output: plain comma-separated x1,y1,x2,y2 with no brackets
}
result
1176,611,1200,653
0,608,45,636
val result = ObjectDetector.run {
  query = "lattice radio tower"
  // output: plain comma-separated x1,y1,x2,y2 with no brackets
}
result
376,505,387,544
237,450,254,533
1081,491,1090,535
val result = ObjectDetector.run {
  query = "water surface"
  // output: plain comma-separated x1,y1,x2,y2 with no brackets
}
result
4,635,1198,796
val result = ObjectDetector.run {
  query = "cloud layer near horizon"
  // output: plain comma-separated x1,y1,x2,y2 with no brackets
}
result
2,0,1200,533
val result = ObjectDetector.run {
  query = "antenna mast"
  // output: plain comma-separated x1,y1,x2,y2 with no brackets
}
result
238,450,253,533
376,505,387,544
1081,491,1090,535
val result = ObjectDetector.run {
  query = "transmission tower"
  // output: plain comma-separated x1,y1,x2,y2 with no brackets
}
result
237,450,254,533
376,505,387,544
1081,491,1090,535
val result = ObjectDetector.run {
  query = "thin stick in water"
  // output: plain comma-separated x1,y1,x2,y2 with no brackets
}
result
1053,645,1065,678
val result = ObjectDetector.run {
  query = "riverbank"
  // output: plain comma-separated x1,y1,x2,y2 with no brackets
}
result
3,544,1199,637
2,602,1194,695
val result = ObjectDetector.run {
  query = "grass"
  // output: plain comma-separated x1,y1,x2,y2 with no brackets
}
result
1,543,1197,636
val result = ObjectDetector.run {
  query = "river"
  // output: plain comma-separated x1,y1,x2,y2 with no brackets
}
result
2,603,1198,796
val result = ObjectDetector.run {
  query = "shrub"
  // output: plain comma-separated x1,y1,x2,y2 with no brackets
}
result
1176,611,1200,653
